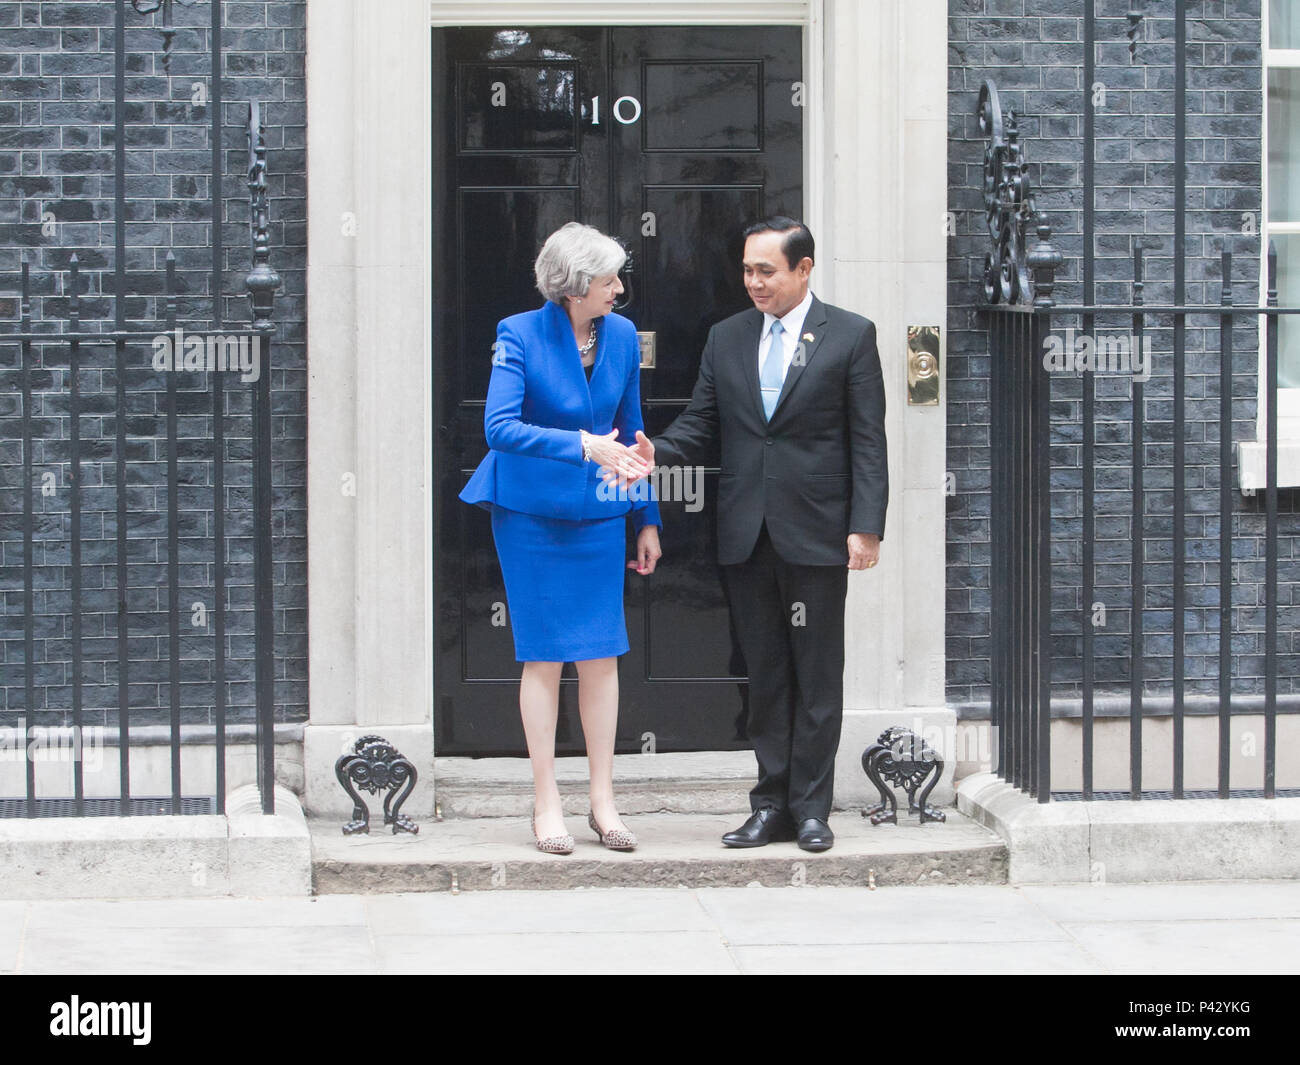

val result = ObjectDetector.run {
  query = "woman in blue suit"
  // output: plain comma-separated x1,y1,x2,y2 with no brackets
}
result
460,222,661,854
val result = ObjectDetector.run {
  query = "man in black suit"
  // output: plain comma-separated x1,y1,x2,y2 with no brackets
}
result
631,217,888,852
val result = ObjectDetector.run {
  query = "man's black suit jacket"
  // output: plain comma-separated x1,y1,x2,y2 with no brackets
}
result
654,296,888,567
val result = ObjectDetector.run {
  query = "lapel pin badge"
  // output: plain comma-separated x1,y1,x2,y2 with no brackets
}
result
802,332,815,343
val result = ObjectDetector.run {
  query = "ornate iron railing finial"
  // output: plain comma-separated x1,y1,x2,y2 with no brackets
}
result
131,0,201,74
977,79,1059,307
245,101,280,331
1127,7,1145,63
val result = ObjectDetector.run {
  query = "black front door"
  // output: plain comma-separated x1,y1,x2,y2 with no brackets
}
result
432,25,803,755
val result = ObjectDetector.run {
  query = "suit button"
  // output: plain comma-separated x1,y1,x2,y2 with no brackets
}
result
765,437,774,446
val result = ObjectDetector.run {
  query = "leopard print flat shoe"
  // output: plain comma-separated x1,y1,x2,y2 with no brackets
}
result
588,810,637,851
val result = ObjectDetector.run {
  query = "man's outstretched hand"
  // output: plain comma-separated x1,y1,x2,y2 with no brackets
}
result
601,429,657,486
632,430,655,470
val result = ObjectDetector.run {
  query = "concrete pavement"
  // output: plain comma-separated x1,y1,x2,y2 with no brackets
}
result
3,880,1297,974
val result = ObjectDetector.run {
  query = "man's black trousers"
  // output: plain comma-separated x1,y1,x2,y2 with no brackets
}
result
721,522,849,821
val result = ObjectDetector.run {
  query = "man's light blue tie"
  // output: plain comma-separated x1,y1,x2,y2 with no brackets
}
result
760,319,785,421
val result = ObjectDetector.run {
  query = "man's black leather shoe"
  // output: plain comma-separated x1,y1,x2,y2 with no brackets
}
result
722,807,796,848
796,817,834,852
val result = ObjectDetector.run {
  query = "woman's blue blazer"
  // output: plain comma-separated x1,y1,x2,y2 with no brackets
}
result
459,299,661,530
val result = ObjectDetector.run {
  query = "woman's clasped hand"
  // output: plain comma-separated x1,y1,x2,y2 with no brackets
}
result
583,427,653,487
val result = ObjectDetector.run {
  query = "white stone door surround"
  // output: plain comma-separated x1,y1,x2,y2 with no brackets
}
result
303,0,949,816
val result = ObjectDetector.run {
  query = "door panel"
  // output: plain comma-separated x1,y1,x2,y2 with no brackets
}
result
433,25,803,755
457,62,580,153
641,62,763,151
637,184,764,398
457,186,580,398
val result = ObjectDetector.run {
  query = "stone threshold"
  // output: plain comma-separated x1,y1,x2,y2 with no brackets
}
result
309,808,1007,893
432,751,757,818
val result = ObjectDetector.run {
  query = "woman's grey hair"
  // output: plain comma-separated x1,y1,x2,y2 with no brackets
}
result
534,222,627,304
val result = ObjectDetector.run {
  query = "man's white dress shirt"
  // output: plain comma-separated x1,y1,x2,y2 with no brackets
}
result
758,288,815,402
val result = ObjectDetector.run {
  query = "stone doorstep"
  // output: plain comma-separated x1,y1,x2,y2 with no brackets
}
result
434,776,755,819
309,808,1008,893
433,751,757,819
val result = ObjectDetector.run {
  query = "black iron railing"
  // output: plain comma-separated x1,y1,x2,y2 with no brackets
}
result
985,249,1299,803
978,66,1299,802
0,0,278,817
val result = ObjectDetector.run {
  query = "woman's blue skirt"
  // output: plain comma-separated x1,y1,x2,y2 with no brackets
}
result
490,506,629,662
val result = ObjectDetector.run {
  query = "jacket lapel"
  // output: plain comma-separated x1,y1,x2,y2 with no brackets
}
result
542,300,595,425
769,296,828,425
738,309,766,424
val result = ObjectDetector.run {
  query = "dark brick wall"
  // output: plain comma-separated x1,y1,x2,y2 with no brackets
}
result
947,0,1299,711
0,0,306,731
